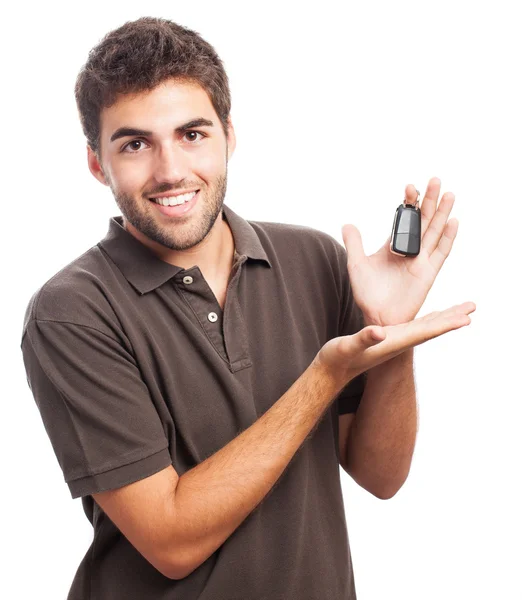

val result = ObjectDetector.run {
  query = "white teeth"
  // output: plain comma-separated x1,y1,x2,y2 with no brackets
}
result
152,191,197,206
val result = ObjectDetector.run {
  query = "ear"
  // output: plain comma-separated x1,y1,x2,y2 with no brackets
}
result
87,145,109,186
226,115,236,160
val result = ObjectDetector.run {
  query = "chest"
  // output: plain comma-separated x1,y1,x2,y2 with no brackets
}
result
112,257,340,472
207,279,229,311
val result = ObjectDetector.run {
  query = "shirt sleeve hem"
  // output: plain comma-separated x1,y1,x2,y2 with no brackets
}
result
67,445,172,499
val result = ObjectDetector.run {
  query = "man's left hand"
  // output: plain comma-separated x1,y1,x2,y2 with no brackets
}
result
341,177,461,327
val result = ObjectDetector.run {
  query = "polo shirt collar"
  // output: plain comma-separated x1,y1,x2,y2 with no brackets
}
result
98,203,272,295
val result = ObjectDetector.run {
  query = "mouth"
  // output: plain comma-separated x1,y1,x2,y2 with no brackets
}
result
148,190,200,218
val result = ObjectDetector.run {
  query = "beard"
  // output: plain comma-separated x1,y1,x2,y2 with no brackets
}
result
106,169,228,252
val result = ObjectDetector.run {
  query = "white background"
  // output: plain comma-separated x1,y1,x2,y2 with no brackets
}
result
2,1,520,598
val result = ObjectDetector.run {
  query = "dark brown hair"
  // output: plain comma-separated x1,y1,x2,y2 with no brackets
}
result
74,16,231,160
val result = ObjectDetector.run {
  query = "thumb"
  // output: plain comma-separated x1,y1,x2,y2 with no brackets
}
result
357,325,386,347
341,224,366,268
339,325,385,357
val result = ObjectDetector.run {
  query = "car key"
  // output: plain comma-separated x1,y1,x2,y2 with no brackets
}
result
390,189,421,257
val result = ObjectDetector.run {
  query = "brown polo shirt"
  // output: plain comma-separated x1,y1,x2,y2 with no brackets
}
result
20,203,367,600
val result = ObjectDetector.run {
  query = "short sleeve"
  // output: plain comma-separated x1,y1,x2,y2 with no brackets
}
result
333,242,368,415
20,320,172,499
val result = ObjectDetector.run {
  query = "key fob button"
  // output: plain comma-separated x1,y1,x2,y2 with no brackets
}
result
393,233,420,255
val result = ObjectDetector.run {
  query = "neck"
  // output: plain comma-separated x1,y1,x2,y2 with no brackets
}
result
124,211,236,282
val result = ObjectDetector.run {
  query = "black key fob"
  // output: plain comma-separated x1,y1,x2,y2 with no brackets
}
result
390,192,421,257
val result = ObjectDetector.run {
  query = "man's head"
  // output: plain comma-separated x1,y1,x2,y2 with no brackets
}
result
75,16,236,252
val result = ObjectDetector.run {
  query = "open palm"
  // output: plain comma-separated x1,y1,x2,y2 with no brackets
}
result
342,178,460,327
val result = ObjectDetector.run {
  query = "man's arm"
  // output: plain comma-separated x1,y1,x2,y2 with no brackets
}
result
94,357,348,580
339,348,417,499
97,315,443,580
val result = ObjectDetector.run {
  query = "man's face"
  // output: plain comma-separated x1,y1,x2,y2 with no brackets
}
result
88,78,235,252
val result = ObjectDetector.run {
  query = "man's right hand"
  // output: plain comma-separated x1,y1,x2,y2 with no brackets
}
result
314,302,476,389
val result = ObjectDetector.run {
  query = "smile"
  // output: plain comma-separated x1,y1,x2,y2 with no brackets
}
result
150,190,198,206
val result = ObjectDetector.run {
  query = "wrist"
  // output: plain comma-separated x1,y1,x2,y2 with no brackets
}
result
311,352,353,397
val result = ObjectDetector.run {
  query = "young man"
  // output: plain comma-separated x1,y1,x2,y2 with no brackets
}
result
20,16,475,600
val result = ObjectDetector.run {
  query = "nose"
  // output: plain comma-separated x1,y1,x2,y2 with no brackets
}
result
151,142,192,184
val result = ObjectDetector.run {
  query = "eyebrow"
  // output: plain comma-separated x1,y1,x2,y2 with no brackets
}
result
109,118,215,143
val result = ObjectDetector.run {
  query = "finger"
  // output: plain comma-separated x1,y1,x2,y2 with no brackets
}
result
419,310,442,322
338,325,386,356
404,183,418,205
448,301,476,319
434,306,472,327
349,326,386,348
345,303,476,376
422,191,456,257
429,218,458,273
382,303,474,353
417,301,476,322
341,224,366,269
357,326,387,347
367,326,386,342
420,177,441,240
416,302,476,337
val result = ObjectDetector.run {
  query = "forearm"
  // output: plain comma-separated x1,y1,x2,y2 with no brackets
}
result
345,348,418,498
172,358,347,577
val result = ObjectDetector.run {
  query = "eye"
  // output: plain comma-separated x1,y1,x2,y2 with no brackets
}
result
121,139,148,153
183,130,206,143
120,131,206,154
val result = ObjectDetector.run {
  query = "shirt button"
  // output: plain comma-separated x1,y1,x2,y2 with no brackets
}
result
208,312,218,322
183,276,194,285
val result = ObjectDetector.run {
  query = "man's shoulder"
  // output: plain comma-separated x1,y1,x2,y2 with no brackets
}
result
21,243,117,340
247,217,344,261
